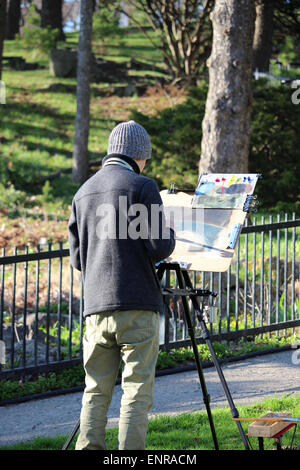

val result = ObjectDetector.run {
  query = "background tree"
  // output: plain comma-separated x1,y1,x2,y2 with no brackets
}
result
0,0,7,80
251,1,300,71
41,0,66,41
72,0,94,184
105,0,214,84
253,0,274,72
5,0,21,40
200,0,256,174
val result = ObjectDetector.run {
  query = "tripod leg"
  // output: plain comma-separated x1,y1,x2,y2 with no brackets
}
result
197,316,250,450
181,270,250,451
62,418,80,450
176,268,219,450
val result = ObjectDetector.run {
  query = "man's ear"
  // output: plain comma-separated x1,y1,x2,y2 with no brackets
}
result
134,159,147,172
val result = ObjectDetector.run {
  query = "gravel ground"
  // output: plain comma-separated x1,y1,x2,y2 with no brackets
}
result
0,349,299,447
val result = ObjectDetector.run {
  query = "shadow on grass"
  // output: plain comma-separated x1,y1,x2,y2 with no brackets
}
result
2,99,75,124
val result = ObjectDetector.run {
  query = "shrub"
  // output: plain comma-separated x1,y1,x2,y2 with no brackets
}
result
131,83,208,189
92,7,126,49
0,183,28,215
249,79,300,213
19,5,59,58
0,157,9,185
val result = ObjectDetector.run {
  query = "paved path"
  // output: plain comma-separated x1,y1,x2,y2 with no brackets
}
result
0,350,299,446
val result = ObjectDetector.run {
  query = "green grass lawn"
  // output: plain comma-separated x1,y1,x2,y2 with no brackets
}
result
1,28,162,165
0,29,170,217
0,29,180,252
1,394,299,451
94,27,163,64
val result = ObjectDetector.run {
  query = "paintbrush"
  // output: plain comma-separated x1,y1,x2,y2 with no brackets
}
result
233,416,300,423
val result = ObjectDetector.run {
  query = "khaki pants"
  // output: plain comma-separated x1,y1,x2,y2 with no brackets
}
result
75,309,160,450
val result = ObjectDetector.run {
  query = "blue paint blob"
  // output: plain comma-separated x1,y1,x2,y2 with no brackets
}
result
195,182,215,195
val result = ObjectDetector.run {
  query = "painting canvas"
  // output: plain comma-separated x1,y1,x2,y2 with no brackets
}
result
160,174,259,272
192,173,259,210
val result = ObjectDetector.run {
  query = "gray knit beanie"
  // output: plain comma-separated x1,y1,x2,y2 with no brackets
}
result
107,120,152,160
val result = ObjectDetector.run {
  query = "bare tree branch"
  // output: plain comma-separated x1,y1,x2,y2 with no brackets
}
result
112,0,213,82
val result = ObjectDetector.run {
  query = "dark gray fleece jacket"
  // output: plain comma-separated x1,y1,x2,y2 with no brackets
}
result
68,155,175,317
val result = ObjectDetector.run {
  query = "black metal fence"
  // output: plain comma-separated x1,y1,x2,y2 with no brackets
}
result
0,214,299,379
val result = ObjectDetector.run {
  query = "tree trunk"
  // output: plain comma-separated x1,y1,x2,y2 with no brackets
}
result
200,0,256,174
41,0,65,41
253,0,274,72
0,0,7,80
5,0,21,40
72,0,93,184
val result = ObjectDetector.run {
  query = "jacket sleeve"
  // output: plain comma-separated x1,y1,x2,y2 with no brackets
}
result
68,199,81,271
139,179,176,263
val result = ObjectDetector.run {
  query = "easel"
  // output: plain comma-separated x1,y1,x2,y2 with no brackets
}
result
62,259,249,450
156,261,250,451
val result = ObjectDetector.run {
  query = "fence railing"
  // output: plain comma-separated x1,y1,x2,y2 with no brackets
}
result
0,214,299,379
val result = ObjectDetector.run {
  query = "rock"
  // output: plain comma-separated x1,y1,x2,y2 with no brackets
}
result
287,279,300,305
91,56,128,83
13,340,57,366
93,83,149,98
123,83,137,97
3,56,39,71
48,48,165,88
49,48,77,78
2,323,14,344
15,311,70,330
3,311,72,352
46,83,77,94
127,58,168,76
49,48,129,82
16,312,47,329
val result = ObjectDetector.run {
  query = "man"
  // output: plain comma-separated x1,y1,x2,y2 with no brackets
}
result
68,120,175,450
